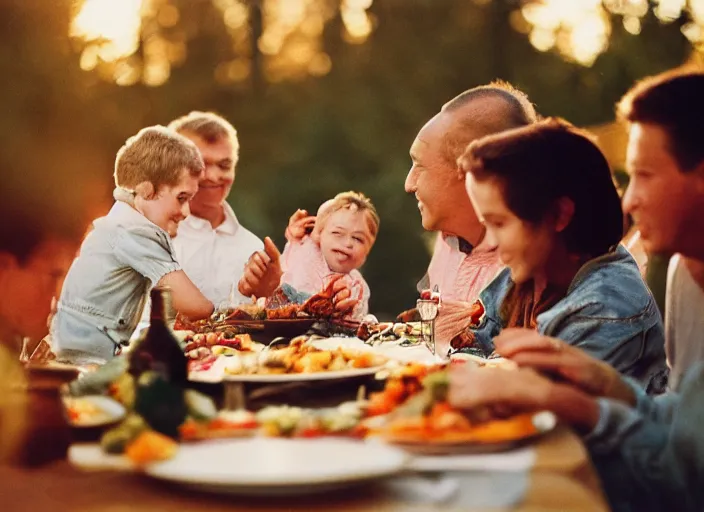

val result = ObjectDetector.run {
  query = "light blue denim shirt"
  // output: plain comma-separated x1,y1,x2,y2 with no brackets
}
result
584,362,704,512
460,245,667,391
51,201,180,364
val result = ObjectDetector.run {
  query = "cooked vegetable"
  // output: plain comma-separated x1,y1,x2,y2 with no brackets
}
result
184,389,217,421
99,414,148,454
125,431,178,465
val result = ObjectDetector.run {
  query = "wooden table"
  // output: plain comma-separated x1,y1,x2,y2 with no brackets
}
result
0,427,608,512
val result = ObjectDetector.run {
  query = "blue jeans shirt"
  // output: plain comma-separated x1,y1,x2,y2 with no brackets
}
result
459,246,667,391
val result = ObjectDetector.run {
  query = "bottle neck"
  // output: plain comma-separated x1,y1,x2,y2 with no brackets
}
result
150,287,172,323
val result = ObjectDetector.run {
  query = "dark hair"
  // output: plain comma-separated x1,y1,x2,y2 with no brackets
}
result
0,196,85,265
618,71,704,172
440,80,539,165
459,118,623,257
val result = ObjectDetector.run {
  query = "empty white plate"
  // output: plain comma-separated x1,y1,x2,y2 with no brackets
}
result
144,437,409,496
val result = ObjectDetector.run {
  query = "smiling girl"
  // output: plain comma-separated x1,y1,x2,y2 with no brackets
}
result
452,118,667,392
51,126,215,365
277,192,380,319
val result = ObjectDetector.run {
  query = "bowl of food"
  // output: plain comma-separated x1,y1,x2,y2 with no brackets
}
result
62,394,127,442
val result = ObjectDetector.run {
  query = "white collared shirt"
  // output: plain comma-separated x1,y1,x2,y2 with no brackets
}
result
174,203,264,307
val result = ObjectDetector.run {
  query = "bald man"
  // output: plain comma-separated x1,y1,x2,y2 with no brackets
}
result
405,82,539,352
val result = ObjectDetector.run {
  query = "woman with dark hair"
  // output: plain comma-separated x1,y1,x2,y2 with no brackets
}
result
452,118,666,391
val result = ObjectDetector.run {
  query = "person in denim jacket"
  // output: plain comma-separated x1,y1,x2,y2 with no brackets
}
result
450,118,666,392
51,126,215,364
447,71,704,512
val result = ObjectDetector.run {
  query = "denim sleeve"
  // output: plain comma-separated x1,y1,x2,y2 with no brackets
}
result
584,363,704,512
546,307,667,391
111,225,181,285
622,376,677,422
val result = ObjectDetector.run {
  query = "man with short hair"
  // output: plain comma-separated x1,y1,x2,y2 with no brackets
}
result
168,111,263,307
405,82,538,351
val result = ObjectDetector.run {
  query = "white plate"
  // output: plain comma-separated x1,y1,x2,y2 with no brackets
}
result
144,437,408,496
190,365,385,384
63,395,126,428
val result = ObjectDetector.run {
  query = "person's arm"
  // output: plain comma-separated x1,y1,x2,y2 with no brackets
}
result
157,270,213,320
112,225,213,320
447,365,600,433
584,364,704,511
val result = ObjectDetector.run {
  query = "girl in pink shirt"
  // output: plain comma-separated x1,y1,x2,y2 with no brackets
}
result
280,192,379,320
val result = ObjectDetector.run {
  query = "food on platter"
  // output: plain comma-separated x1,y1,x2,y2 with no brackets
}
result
370,368,541,447
356,321,421,343
182,332,262,360
365,363,441,417
125,431,179,465
64,396,125,427
100,387,219,454
100,413,151,454
179,402,367,442
257,403,366,438
223,337,387,376
179,410,259,441
266,303,303,319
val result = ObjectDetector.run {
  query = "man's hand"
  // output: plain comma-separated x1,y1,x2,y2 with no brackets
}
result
238,237,283,298
285,209,316,242
493,328,636,405
448,364,601,433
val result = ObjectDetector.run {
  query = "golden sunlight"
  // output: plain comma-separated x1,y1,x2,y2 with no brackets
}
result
70,0,145,68
520,0,704,66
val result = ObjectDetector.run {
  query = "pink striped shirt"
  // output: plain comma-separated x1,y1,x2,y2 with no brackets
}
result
425,233,502,353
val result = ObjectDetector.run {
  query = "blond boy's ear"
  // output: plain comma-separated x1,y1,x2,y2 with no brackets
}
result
134,181,156,200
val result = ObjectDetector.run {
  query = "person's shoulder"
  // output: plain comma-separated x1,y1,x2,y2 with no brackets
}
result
560,248,657,320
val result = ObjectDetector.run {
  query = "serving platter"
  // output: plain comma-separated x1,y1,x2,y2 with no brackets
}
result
379,411,557,456
190,363,385,384
143,437,409,496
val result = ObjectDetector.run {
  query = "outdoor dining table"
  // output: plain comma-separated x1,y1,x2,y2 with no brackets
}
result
0,424,608,511
0,338,610,511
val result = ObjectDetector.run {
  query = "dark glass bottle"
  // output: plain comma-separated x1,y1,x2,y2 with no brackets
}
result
129,286,188,438
129,286,187,384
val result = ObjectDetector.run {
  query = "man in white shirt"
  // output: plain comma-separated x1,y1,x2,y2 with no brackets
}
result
665,255,704,390
167,111,263,307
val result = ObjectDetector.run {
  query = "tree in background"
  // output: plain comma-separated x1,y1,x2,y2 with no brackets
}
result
1,0,698,317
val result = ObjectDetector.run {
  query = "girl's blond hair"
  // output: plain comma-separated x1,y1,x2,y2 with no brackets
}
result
317,191,380,239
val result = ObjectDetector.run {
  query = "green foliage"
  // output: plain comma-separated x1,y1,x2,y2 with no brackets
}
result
0,0,691,318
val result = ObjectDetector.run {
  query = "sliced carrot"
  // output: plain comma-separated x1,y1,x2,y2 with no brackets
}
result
125,431,178,465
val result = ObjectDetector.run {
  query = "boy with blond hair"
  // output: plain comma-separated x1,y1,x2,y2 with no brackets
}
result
51,126,215,364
